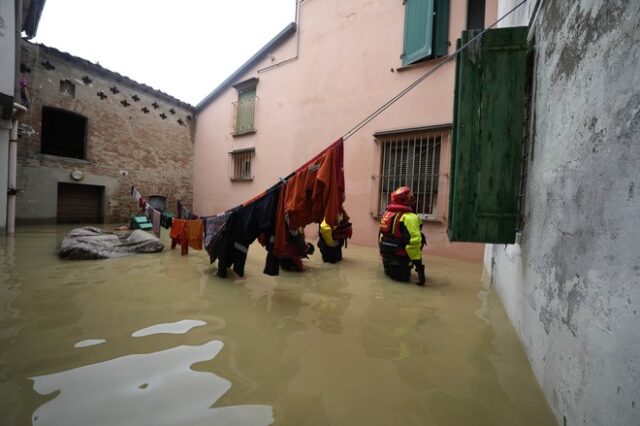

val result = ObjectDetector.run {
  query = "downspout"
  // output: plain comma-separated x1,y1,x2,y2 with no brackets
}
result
257,0,302,73
7,102,27,235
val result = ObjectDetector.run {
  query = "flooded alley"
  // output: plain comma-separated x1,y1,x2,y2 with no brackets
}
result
0,226,555,425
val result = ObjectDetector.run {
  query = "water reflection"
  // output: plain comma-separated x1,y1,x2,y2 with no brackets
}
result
31,340,273,426
132,319,207,337
73,339,106,348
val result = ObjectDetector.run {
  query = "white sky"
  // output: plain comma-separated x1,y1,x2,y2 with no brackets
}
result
32,0,296,105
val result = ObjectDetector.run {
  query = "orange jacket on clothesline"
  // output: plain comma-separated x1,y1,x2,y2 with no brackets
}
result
274,139,345,256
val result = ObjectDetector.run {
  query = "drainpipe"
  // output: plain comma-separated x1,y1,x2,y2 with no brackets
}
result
7,102,27,235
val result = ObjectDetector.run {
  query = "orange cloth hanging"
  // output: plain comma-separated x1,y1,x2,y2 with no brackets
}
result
187,219,204,250
274,139,345,256
170,219,189,255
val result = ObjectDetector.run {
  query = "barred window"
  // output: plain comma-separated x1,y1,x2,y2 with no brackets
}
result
376,130,445,218
229,148,255,181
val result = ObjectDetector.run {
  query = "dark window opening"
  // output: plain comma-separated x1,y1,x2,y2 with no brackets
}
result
466,0,486,30
59,79,75,97
41,107,87,159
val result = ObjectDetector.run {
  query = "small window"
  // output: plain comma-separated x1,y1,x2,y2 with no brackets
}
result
402,0,450,65
59,79,76,98
41,107,87,159
376,130,444,219
232,79,258,136
229,149,255,181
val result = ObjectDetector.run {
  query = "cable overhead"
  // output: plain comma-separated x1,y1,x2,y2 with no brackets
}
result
341,0,529,141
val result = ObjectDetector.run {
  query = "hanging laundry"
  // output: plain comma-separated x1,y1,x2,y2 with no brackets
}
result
187,219,204,250
215,186,280,278
177,200,199,220
160,212,173,229
152,209,161,237
274,139,345,257
204,211,233,264
278,227,314,272
170,219,189,255
132,187,143,204
145,204,154,221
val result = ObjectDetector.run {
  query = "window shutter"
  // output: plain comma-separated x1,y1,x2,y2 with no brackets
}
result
235,87,256,134
433,0,450,57
403,0,435,65
447,27,529,244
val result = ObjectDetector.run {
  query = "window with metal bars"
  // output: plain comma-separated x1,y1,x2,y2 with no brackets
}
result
376,131,443,218
229,149,255,181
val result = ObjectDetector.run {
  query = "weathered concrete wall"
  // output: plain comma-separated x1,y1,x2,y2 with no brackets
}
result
487,1,640,424
16,41,194,224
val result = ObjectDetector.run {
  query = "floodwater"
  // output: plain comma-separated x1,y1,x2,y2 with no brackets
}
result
0,226,556,426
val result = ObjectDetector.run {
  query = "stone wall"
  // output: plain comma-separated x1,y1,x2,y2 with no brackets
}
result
488,1,640,424
16,40,194,223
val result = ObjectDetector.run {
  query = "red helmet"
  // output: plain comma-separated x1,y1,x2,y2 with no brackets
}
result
390,186,414,207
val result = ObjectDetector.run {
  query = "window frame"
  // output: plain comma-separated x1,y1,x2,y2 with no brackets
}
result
374,127,448,220
229,148,255,181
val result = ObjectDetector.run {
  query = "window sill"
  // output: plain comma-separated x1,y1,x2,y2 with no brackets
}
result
230,177,254,182
39,153,91,164
420,216,443,224
232,129,257,138
395,56,446,73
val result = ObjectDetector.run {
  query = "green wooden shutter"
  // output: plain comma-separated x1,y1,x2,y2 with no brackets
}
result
433,0,450,57
403,0,435,65
236,87,256,134
447,27,528,244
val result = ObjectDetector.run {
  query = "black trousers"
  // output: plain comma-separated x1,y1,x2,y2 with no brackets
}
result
318,238,343,263
381,255,411,282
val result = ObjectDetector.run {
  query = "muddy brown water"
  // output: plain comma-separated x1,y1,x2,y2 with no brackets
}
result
0,226,556,425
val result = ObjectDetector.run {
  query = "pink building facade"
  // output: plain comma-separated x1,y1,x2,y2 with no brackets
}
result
194,0,495,261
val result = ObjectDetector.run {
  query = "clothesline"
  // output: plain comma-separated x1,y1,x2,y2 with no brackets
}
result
130,138,346,278
131,187,164,237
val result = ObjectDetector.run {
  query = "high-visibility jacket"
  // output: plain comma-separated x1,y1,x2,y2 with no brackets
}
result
379,206,422,261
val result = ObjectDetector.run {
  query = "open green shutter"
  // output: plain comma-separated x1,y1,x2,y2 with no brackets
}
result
433,0,450,57
447,27,528,244
403,0,435,65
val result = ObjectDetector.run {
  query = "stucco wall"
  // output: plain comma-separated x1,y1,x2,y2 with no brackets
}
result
487,1,640,424
16,41,194,224
195,0,493,260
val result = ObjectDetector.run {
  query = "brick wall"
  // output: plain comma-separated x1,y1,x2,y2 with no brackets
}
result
17,41,194,223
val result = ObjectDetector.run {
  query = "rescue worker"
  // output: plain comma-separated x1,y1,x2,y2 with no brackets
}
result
378,186,426,285
317,211,352,263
